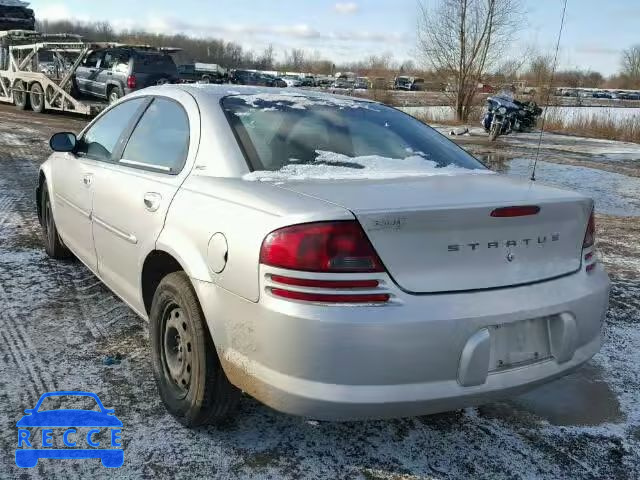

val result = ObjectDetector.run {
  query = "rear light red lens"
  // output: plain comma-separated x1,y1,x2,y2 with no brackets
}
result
127,75,137,89
491,206,540,217
271,288,389,303
270,275,379,289
583,211,595,248
260,221,384,273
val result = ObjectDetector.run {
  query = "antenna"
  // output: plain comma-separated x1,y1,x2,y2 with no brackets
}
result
531,0,568,181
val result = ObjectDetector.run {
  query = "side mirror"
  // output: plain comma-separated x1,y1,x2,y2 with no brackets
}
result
50,132,77,152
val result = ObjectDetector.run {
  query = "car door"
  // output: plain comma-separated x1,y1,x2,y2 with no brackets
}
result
50,97,149,271
75,50,103,96
93,49,115,99
91,94,199,314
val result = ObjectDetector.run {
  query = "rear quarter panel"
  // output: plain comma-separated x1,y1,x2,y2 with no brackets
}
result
157,176,353,302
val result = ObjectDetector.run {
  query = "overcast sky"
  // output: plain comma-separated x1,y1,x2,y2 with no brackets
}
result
28,0,638,75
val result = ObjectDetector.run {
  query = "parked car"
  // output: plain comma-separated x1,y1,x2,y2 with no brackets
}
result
394,76,417,90
0,1,35,31
355,77,369,89
177,63,226,84
281,75,303,87
299,76,315,87
621,92,640,100
74,47,179,104
333,77,354,89
39,86,609,426
316,76,334,87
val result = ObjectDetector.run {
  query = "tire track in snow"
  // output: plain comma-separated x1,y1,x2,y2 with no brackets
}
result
0,282,52,401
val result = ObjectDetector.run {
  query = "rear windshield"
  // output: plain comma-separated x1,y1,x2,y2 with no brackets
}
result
222,93,486,180
133,52,177,73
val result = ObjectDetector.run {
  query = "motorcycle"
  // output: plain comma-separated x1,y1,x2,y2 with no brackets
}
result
482,95,518,141
482,94,542,141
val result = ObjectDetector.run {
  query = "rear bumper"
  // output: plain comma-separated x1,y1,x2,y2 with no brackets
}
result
194,266,610,420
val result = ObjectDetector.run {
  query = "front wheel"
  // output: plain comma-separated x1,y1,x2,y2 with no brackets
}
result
488,121,501,141
40,182,71,259
150,272,240,427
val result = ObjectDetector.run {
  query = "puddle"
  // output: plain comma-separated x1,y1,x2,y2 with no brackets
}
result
509,364,623,426
478,154,640,217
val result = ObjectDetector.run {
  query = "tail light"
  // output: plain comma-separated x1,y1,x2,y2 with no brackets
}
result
127,75,137,89
491,205,540,217
261,221,388,304
260,221,384,273
583,210,595,248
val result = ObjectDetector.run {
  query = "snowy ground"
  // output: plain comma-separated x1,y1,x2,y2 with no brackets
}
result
0,104,638,479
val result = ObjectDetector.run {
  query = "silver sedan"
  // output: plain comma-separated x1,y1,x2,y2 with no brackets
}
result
37,85,610,426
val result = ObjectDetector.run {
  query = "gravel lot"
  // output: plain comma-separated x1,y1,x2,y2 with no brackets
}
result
0,104,638,479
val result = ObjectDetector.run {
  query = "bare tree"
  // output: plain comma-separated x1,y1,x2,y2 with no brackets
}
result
526,54,553,87
621,45,640,79
257,44,275,71
417,0,522,121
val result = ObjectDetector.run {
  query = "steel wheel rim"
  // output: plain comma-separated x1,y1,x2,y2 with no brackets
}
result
14,83,26,105
32,88,42,109
162,304,193,398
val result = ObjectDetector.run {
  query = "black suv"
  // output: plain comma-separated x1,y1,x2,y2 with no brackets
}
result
74,47,179,104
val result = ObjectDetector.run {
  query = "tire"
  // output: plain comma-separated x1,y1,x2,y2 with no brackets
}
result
108,85,124,105
156,77,169,86
200,76,211,84
150,272,240,426
40,182,71,259
488,121,501,141
29,82,45,113
13,81,28,110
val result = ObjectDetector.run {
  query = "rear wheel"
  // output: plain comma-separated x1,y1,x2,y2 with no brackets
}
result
40,182,71,259
29,82,45,113
13,80,28,110
150,272,240,426
108,85,124,104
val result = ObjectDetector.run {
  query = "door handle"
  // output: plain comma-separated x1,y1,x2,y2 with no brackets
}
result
83,174,93,186
143,193,162,212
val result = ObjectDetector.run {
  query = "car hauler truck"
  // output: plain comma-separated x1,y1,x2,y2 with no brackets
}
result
0,29,106,115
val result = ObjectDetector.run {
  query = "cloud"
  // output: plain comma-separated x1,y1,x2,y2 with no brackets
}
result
36,2,91,23
575,46,620,56
37,3,72,21
115,16,408,45
334,2,359,15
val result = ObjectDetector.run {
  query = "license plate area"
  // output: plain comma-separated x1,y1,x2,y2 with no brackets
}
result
489,317,552,371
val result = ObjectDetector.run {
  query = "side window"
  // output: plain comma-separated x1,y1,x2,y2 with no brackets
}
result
77,98,147,161
101,51,114,69
121,98,190,173
83,51,102,68
114,52,130,74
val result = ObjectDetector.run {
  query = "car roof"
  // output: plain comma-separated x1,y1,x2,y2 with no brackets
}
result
141,84,380,106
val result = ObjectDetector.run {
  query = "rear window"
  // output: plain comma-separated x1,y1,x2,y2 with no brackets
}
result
222,94,486,180
133,52,177,73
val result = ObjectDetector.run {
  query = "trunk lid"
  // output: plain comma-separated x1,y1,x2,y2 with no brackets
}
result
274,174,592,293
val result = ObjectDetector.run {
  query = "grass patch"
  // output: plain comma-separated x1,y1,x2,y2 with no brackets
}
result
543,110,640,144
